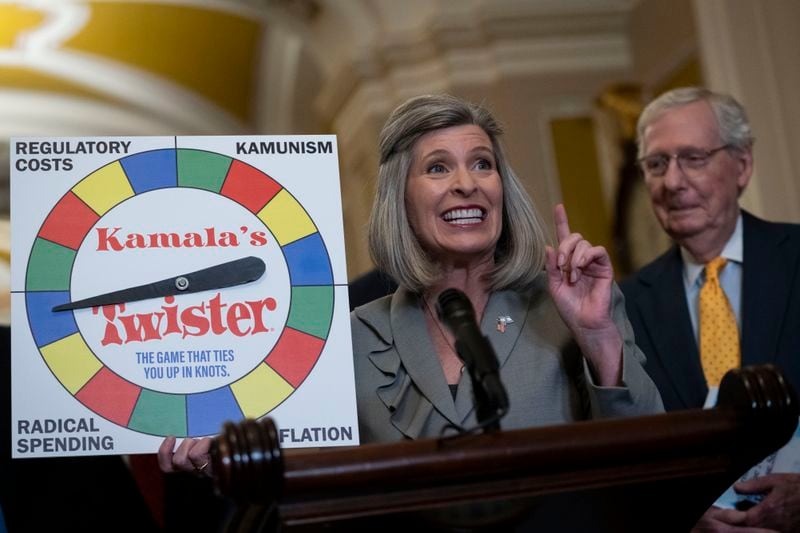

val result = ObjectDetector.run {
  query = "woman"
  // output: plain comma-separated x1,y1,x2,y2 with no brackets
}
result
354,93,662,442
158,94,663,472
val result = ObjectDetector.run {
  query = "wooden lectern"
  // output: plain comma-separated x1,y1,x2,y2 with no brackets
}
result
210,365,797,532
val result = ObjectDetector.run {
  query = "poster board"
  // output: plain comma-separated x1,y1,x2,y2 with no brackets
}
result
10,136,359,458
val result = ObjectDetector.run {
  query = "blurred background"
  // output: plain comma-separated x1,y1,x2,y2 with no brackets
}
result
2,0,799,325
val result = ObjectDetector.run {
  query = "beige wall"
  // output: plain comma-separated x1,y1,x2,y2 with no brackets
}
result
315,1,636,278
695,0,800,223
630,0,698,92
3,0,799,292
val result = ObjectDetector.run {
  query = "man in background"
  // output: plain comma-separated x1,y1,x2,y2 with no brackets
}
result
621,87,800,532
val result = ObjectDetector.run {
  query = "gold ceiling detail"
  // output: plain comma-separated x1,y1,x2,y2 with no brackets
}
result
0,4,45,47
64,3,261,121
1,2,262,122
0,65,116,102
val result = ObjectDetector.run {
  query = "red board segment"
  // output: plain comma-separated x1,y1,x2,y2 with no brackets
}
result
38,191,100,250
220,160,281,213
76,368,141,427
265,327,324,388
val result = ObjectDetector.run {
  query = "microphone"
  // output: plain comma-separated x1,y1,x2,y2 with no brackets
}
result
436,288,509,432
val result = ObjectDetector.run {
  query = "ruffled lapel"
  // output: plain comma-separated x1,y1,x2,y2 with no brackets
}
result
361,288,461,439
391,289,462,427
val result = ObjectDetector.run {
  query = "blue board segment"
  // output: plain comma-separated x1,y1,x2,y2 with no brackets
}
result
121,149,177,194
187,387,243,436
283,232,332,286
26,291,78,347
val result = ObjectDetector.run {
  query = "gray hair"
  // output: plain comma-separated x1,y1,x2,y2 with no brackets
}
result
636,87,754,158
368,94,547,293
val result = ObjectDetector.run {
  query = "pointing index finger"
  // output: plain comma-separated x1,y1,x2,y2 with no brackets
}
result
554,203,571,242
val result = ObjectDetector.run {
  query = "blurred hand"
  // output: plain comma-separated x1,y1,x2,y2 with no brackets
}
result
157,435,213,478
692,506,778,533
545,203,621,385
735,473,800,531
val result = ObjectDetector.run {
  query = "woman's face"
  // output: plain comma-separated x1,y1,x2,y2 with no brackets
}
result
405,124,504,265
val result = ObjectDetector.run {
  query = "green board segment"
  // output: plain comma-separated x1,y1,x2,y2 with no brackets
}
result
286,285,333,339
128,389,187,437
26,238,76,291
177,149,232,193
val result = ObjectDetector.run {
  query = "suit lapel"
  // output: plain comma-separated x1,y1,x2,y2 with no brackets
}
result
418,284,529,426
740,213,795,366
482,288,528,370
449,287,530,424
390,289,462,427
633,248,708,408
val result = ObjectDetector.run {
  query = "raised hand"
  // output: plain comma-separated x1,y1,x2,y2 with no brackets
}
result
545,203,622,385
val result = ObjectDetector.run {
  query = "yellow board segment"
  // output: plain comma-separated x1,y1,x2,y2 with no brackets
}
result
231,363,294,418
72,162,135,215
257,189,316,246
41,333,102,394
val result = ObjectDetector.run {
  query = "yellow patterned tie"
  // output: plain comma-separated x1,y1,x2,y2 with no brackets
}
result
699,257,741,386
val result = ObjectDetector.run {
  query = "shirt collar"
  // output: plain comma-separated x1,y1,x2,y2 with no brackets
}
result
681,213,743,288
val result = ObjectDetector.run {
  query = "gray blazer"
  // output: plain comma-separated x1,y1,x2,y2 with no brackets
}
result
351,274,664,443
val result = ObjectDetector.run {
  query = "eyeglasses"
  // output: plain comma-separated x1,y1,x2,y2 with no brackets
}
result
637,144,732,178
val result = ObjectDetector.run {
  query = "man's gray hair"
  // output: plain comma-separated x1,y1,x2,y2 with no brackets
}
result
636,87,754,158
368,94,547,293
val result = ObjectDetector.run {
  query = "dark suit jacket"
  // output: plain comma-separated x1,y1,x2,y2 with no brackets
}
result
348,269,397,310
620,212,800,411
